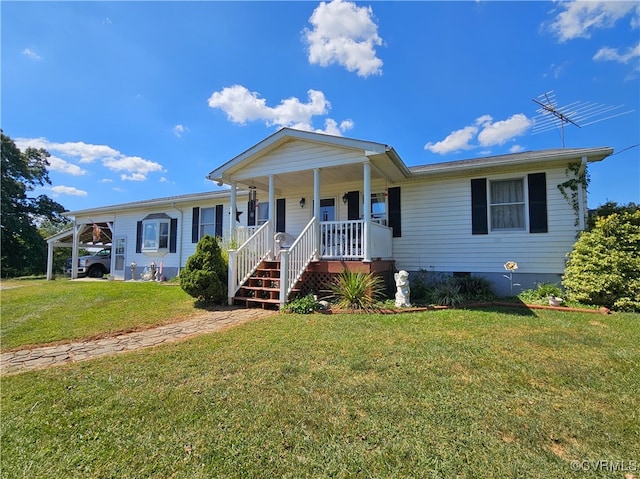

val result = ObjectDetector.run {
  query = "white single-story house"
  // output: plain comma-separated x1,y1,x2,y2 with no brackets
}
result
51,128,613,306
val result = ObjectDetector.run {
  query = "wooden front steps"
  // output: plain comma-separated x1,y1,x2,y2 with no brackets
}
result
232,259,295,310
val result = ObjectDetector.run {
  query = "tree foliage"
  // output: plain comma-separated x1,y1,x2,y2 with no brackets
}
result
563,210,640,311
180,235,228,305
587,201,638,230
1,131,67,277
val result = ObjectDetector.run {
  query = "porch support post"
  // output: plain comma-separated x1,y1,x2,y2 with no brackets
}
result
268,174,275,259
229,181,237,243
46,240,54,280
313,168,321,260
363,161,372,262
71,221,81,279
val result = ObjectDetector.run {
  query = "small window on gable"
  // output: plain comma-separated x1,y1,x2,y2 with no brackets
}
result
490,178,525,231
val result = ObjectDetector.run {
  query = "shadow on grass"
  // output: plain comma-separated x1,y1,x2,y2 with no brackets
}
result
459,299,538,317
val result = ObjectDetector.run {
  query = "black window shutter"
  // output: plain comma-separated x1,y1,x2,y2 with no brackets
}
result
387,187,402,238
471,178,488,235
528,173,548,233
136,221,143,253
215,204,224,237
192,207,200,243
347,191,360,220
276,199,286,232
169,218,178,253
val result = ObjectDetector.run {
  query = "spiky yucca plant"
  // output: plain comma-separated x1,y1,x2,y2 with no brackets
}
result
329,270,385,310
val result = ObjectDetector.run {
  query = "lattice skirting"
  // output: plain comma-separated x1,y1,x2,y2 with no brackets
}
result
292,270,395,301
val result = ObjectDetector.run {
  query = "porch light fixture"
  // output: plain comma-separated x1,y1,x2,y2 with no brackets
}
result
299,197,306,208
342,193,349,204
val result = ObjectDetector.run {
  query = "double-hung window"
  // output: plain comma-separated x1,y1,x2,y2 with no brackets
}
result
199,207,216,238
471,173,547,235
490,179,525,230
371,192,387,225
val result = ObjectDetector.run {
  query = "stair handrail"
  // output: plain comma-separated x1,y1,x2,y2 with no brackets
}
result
279,217,318,308
227,221,271,305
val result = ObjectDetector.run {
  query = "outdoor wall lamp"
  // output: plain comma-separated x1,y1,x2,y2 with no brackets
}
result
342,193,349,204
299,197,306,208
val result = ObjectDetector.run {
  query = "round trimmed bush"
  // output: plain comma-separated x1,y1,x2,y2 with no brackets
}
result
180,235,228,305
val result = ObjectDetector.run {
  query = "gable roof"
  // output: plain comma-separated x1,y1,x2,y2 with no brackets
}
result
207,127,410,187
208,127,613,186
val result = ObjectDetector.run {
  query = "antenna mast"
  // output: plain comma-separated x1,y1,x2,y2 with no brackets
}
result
531,90,634,147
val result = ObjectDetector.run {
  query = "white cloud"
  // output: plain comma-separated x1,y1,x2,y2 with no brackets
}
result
50,185,88,197
476,114,533,147
593,41,640,64
100,178,113,183
172,124,189,137
48,156,88,176
22,48,41,60
424,126,478,154
15,137,165,181
509,145,526,154
547,1,640,42
208,84,354,135
424,114,533,154
305,0,383,77
103,156,165,180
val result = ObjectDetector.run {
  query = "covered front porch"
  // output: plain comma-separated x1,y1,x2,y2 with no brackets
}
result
208,128,409,308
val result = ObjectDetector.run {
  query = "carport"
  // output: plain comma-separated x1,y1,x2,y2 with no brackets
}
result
46,219,113,280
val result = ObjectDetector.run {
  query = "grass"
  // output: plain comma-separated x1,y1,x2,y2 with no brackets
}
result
2,305,639,478
1,279,198,350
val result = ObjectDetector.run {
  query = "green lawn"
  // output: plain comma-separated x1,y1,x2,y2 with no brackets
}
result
0,279,198,350
2,305,638,478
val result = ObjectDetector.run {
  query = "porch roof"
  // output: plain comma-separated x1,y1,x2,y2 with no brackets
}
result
207,128,411,192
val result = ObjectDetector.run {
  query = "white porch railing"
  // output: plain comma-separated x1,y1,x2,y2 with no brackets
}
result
279,217,318,308
227,222,272,305
370,221,393,259
320,220,363,258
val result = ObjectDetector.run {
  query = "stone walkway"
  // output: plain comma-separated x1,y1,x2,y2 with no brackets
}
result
1,308,276,375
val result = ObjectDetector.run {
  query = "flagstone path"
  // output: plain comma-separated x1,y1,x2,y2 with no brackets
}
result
1,308,276,375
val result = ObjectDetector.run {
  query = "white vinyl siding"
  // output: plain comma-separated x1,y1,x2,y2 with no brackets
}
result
391,166,578,275
229,140,367,179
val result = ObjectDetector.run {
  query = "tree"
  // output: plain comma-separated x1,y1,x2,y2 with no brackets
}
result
1,131,67,277
180,235,228,305
587,201,638,230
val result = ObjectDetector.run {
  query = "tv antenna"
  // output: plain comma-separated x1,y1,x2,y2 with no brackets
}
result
532,90,634,147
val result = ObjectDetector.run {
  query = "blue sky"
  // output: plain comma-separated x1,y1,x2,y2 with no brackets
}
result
3,0,639,213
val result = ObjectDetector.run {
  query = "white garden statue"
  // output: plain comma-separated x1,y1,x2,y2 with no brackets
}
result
394,270,411,308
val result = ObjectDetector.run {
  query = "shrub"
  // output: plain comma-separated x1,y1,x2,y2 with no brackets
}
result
454,275,496,302
563,211,640,311
329,270,385,311
518,283,563,305
428,281,463,306
283,294,318,314
180,235,228,305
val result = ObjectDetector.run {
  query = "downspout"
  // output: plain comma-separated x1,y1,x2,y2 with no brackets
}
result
577,156,587,231
172,202,184,275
